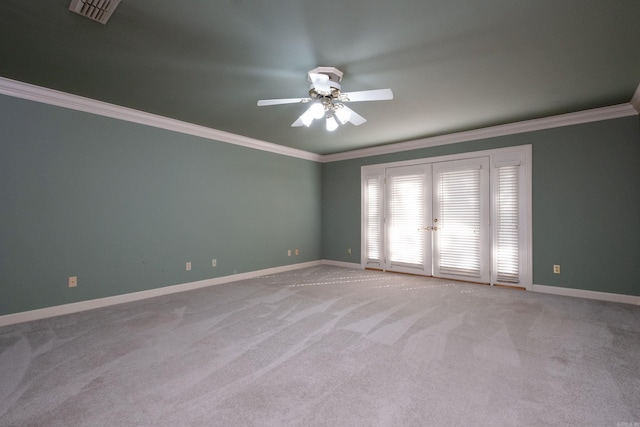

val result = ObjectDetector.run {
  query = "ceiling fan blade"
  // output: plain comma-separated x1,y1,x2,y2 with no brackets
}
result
341,88,393,102
308,72,331,94
341,105,367,126
257,97,311,106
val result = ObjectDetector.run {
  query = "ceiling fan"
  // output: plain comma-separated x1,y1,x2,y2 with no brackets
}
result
257,67,393,131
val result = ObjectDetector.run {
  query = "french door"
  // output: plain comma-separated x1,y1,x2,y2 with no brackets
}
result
385,164,432,275
363,147,531,288
382,158,489,282
432,158,490,282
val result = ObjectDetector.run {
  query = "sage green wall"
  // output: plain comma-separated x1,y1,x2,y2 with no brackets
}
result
0,95,322,316
1,94,638,317
322,115,640,296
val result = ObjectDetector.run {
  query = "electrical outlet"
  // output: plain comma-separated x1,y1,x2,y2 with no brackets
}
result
347,248,352,255
295,248,299,256
68,276,77,288
186,262,192,271
212,259,217,268
287,249,291,256
553,264,560,274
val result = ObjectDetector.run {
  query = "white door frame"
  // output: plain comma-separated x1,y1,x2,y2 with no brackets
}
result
361,145,532,290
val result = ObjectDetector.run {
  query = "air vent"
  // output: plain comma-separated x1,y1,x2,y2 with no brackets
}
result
69,0,121,25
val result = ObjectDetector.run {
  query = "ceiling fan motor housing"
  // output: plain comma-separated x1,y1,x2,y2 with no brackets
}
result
308,67,344,98
308,67,343,83
309,85,341,100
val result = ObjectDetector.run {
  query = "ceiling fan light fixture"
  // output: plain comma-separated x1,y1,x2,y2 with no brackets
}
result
257,67,393,131
310,102,325,120
335,105,351,124
326,116,339,132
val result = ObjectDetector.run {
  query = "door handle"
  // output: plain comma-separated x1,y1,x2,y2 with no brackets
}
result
418,227,431,231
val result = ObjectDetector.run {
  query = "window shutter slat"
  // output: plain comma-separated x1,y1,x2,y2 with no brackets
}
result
437,168,481,277
365,176,383,263
496,165,520,283
388,173,425,266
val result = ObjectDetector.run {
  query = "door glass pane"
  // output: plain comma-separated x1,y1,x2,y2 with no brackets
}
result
388,174,425,266
436,166,482,277
496,165,520,283
365,176,383,263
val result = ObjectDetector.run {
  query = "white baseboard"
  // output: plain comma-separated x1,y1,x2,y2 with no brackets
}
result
532,284,640,306
4,264,636,328
322,260,363,269
0,261,323,327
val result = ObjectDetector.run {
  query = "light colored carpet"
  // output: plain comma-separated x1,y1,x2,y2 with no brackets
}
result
1,266,638,426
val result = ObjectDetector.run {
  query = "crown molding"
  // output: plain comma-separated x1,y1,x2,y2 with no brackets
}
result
0,77,322,162
631,82,640,114
320,103,638,163
2,77,637,165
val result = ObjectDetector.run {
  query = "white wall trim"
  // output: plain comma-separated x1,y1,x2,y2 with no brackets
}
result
322,260,363,269
631,82,640,114
2,262,637,327
0,261,323,327
321,103,638,163
2,77,638,165
0,77,322,162
532,284,640,306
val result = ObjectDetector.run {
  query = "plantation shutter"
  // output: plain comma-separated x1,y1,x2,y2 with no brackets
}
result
496,164,520,283
434,165,483,278
364,175,384,265
388,172,425,267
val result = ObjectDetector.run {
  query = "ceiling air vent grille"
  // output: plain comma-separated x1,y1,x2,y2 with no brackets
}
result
69,0,121,25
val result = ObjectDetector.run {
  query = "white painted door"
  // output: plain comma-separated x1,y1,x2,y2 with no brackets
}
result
385,164,432,275
432,158,490,283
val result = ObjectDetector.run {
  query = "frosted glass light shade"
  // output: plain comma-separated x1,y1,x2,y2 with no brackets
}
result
326,116,339,131
300,108,315,127
310,102,325,119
